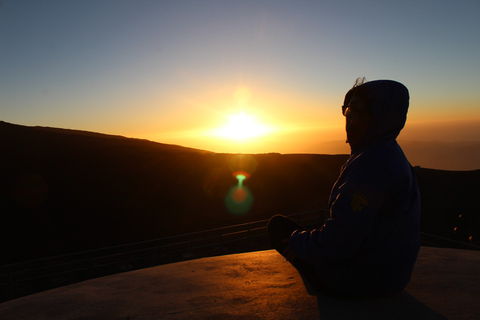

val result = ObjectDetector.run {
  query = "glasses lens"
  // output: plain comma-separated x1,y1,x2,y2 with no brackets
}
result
343,106,372,120
343,106,353,117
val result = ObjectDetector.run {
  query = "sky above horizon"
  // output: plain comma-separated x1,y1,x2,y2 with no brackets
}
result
1,0,480,156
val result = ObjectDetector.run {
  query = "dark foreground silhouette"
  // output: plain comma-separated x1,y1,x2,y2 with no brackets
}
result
1,121,479,265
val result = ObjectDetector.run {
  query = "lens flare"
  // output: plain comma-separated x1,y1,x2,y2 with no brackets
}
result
232,186,247,202
236,173,246,186
224,155,257,215
224,170,254,215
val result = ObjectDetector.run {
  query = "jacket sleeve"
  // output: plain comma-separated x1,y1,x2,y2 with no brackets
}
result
289,159,388,264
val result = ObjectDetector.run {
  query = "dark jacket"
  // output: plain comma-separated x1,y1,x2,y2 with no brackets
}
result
289,80,420,297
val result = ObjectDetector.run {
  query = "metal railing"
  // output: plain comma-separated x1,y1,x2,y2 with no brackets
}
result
420,232,480,251
1,208,478,303
0,209,327,302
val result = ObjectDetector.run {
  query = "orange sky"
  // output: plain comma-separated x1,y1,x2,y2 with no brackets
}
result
1,1,479,168
128,84,480,155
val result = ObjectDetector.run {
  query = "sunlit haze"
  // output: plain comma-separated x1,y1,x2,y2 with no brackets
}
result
1,0,479,169
212,112,272,141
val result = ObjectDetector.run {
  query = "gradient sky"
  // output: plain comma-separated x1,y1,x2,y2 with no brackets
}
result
1,0,479,155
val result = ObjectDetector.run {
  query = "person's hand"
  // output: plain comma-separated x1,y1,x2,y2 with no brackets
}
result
281,239,296,262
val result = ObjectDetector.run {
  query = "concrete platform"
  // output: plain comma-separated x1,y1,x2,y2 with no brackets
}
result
0,247,479,320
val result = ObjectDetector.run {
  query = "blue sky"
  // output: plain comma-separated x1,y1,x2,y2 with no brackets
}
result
1,0,479,154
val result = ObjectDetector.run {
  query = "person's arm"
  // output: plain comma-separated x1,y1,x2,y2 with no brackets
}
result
289,164,386,263
281,239,297,262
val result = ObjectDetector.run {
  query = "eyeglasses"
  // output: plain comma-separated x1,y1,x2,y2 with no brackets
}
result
342,105,372,120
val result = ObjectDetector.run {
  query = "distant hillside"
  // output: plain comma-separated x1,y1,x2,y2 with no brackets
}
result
314,139,480,171
1,121,478,265
0,121,347,264
400,140,480,171
0,121,206,153
414,167,480,243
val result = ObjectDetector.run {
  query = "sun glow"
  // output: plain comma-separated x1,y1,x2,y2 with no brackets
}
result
214,113,271,141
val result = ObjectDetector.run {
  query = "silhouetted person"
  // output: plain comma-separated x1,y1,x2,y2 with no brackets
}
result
268,79,420,297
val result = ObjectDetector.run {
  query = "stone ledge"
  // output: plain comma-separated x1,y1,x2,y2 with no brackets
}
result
0,247,478,320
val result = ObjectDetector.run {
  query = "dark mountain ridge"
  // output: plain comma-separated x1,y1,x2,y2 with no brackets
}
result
1,121,478,265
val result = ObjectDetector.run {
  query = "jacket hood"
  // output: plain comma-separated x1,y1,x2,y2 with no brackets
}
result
344,80,410,151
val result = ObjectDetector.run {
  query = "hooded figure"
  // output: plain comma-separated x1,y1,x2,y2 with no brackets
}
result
272,80,420,297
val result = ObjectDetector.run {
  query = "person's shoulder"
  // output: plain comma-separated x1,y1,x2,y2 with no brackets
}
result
347,141,410,179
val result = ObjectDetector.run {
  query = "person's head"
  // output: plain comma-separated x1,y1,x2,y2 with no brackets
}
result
343,78,373,147
342,78,410,150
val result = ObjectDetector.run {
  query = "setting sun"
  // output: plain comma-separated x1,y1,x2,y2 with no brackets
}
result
214,113,271,141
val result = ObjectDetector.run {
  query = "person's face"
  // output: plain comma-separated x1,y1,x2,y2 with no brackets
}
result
344,94,372,146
